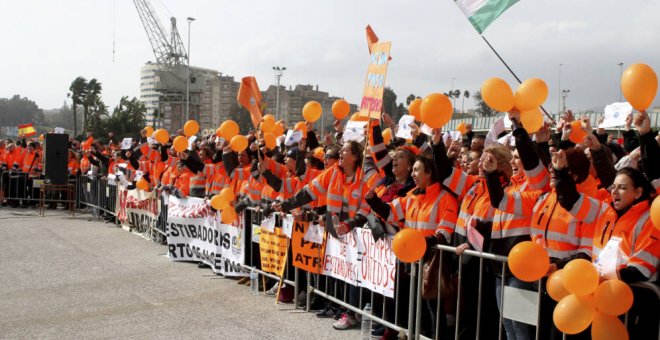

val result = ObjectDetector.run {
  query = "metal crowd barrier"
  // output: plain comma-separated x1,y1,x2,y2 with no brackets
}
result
0,170,41,206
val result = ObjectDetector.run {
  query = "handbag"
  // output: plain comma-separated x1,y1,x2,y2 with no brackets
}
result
422,251,456,300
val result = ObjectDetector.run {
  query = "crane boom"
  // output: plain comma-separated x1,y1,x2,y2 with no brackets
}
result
133,0,187,66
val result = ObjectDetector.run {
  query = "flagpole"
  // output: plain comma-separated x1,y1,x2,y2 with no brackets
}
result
481,35,555,122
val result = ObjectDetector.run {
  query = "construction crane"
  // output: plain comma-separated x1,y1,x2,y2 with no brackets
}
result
133,0,204,129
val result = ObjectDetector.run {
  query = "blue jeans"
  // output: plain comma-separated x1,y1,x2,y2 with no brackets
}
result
495,275,536,340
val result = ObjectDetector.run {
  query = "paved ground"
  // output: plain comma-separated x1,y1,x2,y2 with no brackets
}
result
0,208,360,339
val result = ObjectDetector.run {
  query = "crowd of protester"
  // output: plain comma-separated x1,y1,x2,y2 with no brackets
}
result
0,109,658,339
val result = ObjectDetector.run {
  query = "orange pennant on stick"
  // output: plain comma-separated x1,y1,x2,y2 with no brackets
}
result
237,76,263,129
366,25,392,60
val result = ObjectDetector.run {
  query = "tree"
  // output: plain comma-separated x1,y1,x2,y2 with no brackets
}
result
0,95,44,127
228,103,253,134
474,91,496,117
68,76,87,137
405,94,417,106
462,90,470,114
83,78,102,131
382,87,399,120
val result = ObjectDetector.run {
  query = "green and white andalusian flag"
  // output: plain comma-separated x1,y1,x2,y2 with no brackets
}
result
454,0,519,34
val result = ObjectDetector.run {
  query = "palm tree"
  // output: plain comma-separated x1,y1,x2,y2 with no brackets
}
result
462,90,470,114
83,79,102,131
68,76,87,138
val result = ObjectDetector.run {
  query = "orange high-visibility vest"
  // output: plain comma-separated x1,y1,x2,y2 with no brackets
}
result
21,150,41,175
386,182,458,239
173,168,192,197
570,197,659,280
68,158,80,176
443,168,495,237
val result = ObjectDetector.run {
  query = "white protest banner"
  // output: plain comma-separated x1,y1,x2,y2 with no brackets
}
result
396,115,415,140
322,227,396,298
356,228,396,298
343,121,367,143
600,102,633,128
284,130,303,146
115,187,160,234
166,196,245,277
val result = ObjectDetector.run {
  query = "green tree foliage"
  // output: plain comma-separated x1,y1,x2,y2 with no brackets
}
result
474,91,496,117
0,95,44,127
68,76,87,137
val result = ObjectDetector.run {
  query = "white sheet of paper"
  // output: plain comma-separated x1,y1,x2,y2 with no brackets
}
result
420,124,433,136
282,214,294,238
147,136,156,145
304,223,324,244
187,135,197,150
503,115,513,129
54,127,65,134
134,170,143,181
396,115,415,140
261,215,276,232
485,117,506,147
121,138,132,150
107,174,117,186
595,236,625,280
600,102,633,128
284,130,303,146
343,121,367,143
449,131,462,141
497,132,516,147
467,225,484,252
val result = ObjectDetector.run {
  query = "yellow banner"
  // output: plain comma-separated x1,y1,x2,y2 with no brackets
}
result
259,227,288,277
359,41,392,120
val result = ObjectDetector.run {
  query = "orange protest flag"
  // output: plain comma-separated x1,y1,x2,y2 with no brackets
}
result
237,76,263,128
366,25,392,60
81,136,94,151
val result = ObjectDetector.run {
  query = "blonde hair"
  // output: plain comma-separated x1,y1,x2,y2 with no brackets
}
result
484,145,513,179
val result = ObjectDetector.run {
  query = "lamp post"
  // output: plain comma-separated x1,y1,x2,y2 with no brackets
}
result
451,77,456,114
562,89,570,114
558,63,563,114
272,66,286,122
617,62,624,102
186,17,195,122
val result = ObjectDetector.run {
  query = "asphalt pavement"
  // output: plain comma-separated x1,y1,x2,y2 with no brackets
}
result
0,208,361,339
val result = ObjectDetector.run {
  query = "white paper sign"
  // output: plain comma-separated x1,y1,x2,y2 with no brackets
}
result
121,138,133,150
599,102,633,128
261,215,276,232
497,132,516,147
107,174,117,186
134,170,144,182
486,117,507,147
147,137,156,145
282,214,294,238
396,115,415,140
187,135,197,150
54,127,65,134
594,236,626,280
304,223,324,244
343,121,367,143
503,115,513,129
420,123,433,136
284,130,303,146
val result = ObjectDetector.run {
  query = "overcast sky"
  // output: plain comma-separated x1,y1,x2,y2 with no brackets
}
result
2,0,659,115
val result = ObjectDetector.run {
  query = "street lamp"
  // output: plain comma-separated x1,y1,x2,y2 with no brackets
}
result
558,63,563,114
186,16,196,122
562,89,570,114
451,77,456,113
272,66,286,122
618,62,624,102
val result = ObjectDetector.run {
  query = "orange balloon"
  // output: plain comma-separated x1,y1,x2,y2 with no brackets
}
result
210,194,226,210
420,93,453,129
183,120,200,137
230,135,248,152
294,121,307,135
136,177,150,191
520,108,544,133
481,77,515,112
382,128,392,145
408,98,422,121
514,78,549,111
39,134,45,141
594,279,634,316
547,269,571,302
591,312,629,340
650,196,660,231
303,101,322,122
261,115,276,133
562,259,599,296
273,120,285,137
621,63,658,112
219,187,235,204
507,241,550,282
350,112,369,122
144,126,154,137
218,120,239,140
553,294,595,335
332,99,351,120
392,229,426,263
173,136,188,152
153,129,169,144
456,122,467,135
221,206,237,224
263,132,277,150
568,121,588,144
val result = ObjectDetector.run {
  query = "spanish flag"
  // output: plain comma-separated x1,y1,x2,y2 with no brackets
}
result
18,124,37,138
237,76,263,128
366,25,392,60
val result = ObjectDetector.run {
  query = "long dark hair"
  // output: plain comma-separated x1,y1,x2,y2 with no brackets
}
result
345,140,364,170
415,155,439,184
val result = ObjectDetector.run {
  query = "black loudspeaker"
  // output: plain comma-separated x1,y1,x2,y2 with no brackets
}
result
44,133,69,185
